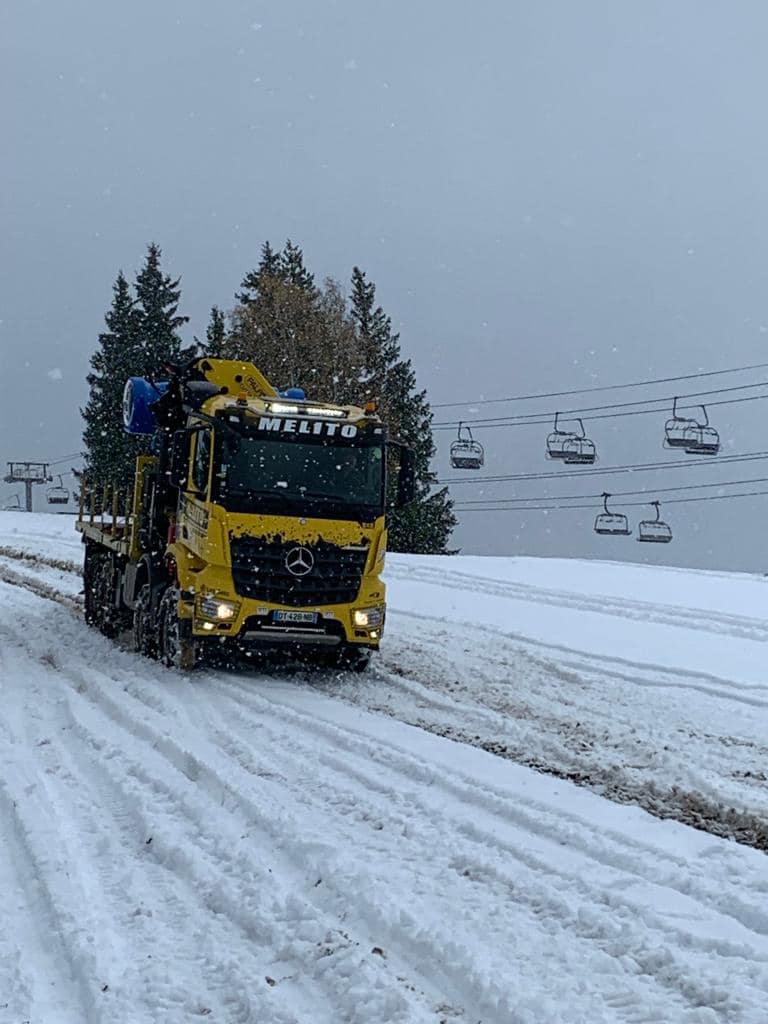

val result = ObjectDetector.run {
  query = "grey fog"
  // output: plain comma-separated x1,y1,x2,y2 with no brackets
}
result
2,0,767,571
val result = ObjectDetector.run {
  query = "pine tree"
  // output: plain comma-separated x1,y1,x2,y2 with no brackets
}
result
350,267,399,399
83,245,192,486
350,266,456,554
237,241,282,304
280,239,316,292
134,242,189,372
204,305,226,357
81,271,143,485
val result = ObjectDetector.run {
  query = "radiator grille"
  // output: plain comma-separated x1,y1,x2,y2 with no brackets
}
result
229,534,368,607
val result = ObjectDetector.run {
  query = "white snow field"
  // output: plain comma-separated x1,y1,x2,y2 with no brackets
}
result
1,512,768,1024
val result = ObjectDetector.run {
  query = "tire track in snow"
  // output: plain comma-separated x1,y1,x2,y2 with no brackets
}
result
60,702,421,1024
190,678,768,1021
57,654,730,1024
216,676,768,935
4,585,768,1020
0,559,83,612
390,563,768,643
362,642,768,849
0,543,82,576
388,606,768,708
2,569,768,858
0,780,95,1024
41,701,291,1024
1,615,452,1023
1,597,671,1023
0,739,102,1024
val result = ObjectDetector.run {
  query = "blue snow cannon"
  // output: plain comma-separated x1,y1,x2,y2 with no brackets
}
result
123,378,169,435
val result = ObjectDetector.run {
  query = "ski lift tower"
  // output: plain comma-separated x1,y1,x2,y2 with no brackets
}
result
3,462,51,512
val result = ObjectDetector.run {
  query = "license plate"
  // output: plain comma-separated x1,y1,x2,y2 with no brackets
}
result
273,610,319,624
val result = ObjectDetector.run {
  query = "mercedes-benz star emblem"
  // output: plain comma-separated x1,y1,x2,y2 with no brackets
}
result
285,546,314,577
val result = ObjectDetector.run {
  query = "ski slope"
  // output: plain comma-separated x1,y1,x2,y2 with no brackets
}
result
1,512,768,1024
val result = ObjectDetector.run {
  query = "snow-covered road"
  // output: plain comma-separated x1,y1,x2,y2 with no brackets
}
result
1,512,768,1023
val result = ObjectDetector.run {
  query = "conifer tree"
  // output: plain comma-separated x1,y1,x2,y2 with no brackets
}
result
134,242,189,372
83,245,191,486
350,267,455,553
204,305,226,357
82,271,143,485
280,239,316,292
237,241,282,304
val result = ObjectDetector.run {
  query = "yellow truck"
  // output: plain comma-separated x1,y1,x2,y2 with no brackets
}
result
76,357,414,671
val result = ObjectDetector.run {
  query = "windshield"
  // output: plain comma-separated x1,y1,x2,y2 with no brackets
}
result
214,434,385,520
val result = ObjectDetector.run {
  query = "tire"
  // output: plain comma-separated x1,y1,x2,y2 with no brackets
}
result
348,648,372,673
133,583,158,659
93,553,119,638
83,544,98,627
159,587,197,671
199,639,238,671
325,646,372,673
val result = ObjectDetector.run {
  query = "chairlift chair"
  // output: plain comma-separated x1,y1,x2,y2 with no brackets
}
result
562,434,597,465
664,398,720,456
450,423,485,470
2,493,21,511
546,413,597,465
594,492,631,536
46,474,70,506
690,423,720,456
637,501,672,544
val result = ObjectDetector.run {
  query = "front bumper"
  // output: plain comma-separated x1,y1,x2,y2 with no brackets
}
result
191,602,384,650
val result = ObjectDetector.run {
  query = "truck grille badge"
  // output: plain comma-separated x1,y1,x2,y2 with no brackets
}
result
285,546,314,577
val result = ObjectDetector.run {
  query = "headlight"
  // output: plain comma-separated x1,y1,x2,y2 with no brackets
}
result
199,595,240,621
353,605,385,628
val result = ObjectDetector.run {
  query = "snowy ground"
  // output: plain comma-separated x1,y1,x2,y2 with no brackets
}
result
1,511,768,1023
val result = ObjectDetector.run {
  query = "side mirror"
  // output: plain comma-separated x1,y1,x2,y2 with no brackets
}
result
169,430,191,489
395,445,416,508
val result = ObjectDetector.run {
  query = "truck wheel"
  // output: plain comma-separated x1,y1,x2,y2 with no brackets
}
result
347,648,372,673
159,588,196,671
325,646,371,673
133,584,158,659
94,554,118,638
83,544,98,627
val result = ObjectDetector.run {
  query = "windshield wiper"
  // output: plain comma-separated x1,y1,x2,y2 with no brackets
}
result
224,487,377,511
294,489,342,501
221,487,288,506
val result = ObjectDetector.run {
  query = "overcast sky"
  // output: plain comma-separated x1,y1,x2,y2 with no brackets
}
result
2,1,768,570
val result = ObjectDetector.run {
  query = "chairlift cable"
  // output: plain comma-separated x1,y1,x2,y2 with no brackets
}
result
436,385,768,432
452,474,768,507
47,451,84,467
432,359,768,409
453,488,768,513
439,449,768,486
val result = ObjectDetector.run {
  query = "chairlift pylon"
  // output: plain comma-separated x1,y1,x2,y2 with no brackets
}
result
450,422,485,470
664,397,720,456
546,412,597,465
594,492,631,536
637,500,672,544
2,493,21,511
46,474,70,506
